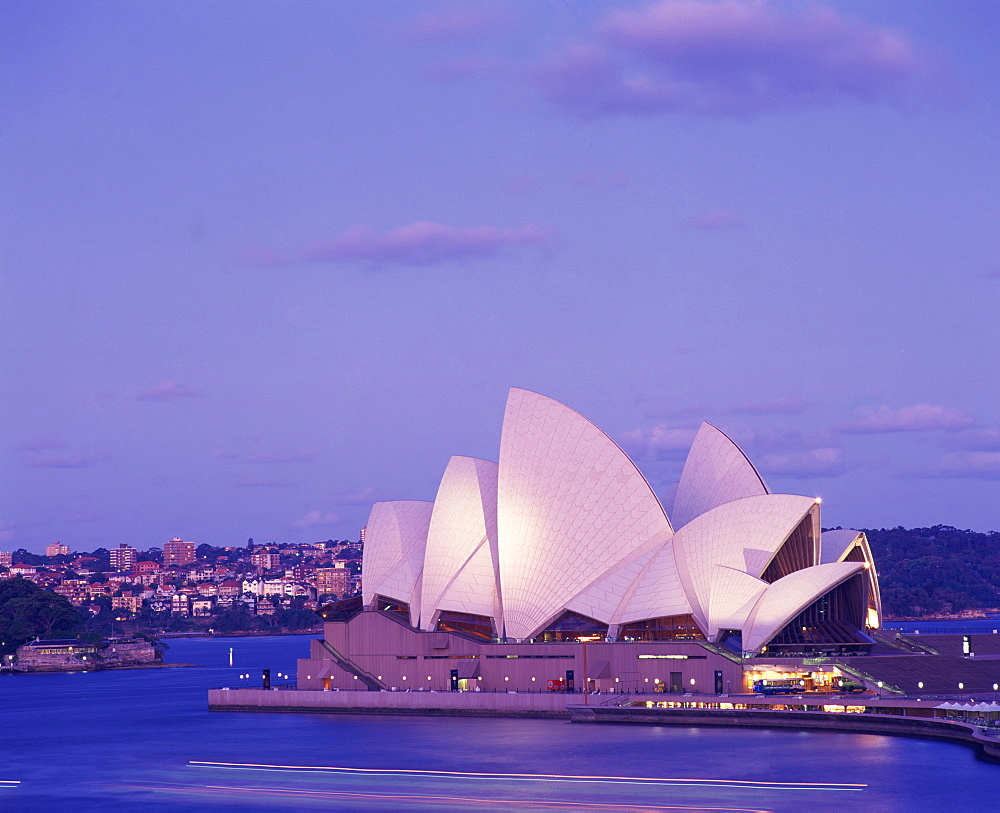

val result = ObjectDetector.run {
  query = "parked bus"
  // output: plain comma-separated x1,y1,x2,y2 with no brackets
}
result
753,678,806,695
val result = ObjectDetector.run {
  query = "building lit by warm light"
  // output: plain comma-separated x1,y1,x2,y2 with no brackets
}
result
298,389,882,694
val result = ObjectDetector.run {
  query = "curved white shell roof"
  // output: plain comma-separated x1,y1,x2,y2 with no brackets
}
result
742,561,866,653
615,535,693,625
672,494,817,629
361,500,434,627
420,456,500,631
820,529,865,564
706,566,768,638
820,529,882,628
497,388,673,640
670,423,768,530
565,529,679,625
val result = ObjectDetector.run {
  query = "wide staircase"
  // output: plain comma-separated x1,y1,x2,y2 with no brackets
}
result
837,653,1000,694
317,639,386,691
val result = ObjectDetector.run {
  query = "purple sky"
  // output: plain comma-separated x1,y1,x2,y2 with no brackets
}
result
4,1,1000,553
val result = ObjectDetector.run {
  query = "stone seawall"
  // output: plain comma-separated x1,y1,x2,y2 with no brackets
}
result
568,705,1000,763
209,688,572,718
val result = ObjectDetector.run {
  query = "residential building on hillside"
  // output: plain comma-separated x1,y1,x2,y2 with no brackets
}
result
163,538,196,567
110,544,137,571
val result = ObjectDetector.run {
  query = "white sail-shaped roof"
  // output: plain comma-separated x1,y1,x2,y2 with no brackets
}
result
820,529,865,564
670,423,768,530
497,388,673,640
420,456,501,631
615,536,694,625
820,529,882,628
672,494,817,630
706,566,768,639
564,530,677,625
742,561,866,653
361,500,434,628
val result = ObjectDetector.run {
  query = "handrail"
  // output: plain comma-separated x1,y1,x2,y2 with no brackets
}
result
697,641,743,663
833,662,905,696
317,639,386,691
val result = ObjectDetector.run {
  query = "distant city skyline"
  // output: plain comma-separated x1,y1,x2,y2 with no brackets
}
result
4,1,1000,552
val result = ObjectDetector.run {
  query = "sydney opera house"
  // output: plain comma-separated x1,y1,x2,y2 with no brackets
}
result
297,389,881,695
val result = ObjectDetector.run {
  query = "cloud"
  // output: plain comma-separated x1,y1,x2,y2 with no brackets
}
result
620,424,697,460
503,175,539,195
137,381,200,401
730,397,809,416
758,447,848,478
17,437,69,452
421,56,509,82
22,451,92,469
533,0,953,117
244,449,317,464
570,170,629,189
950,428,1000,451
401,4,515,43
235,477,299,488
918,451,1000,480
247,222,558,269
728,426,835,454
683,208,746,230
292,510,340,530
837,403,974,433
335,486,379,506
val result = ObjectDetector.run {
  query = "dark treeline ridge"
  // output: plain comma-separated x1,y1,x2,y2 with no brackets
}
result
860,525,1000,618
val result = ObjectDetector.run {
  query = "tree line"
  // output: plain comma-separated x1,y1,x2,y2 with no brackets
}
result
861,525,1000,618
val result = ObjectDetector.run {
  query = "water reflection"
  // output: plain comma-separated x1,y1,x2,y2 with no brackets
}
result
0,635,996,812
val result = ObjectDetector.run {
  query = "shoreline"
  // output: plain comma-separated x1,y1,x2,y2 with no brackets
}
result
157,629,322,639
7,662,199,674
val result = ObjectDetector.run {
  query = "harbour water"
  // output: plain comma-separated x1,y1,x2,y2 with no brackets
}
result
3,634,998,811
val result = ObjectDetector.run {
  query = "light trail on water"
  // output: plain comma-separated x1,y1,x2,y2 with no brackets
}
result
188,760,865,792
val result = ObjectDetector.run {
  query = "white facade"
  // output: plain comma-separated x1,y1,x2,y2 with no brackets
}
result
420,456,501,631
361,389,881,654
361,500,434,628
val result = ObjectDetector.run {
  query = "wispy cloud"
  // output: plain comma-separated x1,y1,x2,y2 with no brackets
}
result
22,451,92,469
532,0,954,117
570,170,629,189
683,208,746,231
235,477,299,488
292,510,340,530
335,486,379,506
950,428,1000,451
837,403,974,433
421,56,509,82
18,437,69,452
216,448,317,464
758,447,848,478
730,397,809,416
620,424,697,460
137,381,200,401
917,451,1000,480
400,4,515,43
245,221,558,269
244,449,317,464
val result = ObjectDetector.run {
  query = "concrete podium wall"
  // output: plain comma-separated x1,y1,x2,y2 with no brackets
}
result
209,688,575,717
